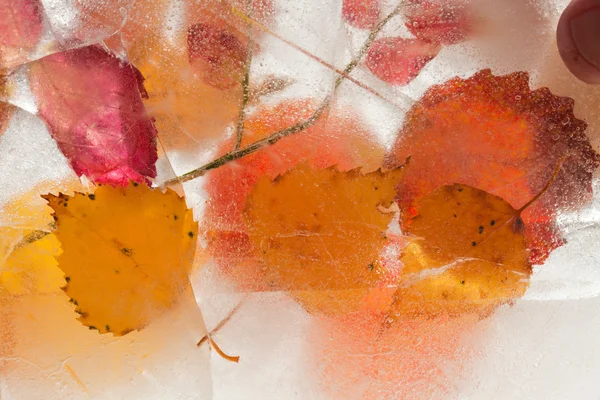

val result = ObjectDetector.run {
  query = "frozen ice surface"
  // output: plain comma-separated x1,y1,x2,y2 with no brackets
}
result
0,109,75,204
2,0,600,399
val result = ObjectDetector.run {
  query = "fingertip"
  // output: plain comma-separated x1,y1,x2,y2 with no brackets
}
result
557,0,600,84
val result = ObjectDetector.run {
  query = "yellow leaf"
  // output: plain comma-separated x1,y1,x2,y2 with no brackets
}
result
0,179,83,295
0,234,63,296
45,183,198,335
243,163,406,315
390,184,532,318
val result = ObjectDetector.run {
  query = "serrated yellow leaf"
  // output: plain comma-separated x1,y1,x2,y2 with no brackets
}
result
45,183,198,335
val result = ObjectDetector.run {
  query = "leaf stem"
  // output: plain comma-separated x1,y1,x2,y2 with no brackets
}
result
234,54,252,151
161,2,403,187
233,9,399,106
197,296,247,347
197,296,247,362
209,337,240,363
518,155,567,213
234,0,254,151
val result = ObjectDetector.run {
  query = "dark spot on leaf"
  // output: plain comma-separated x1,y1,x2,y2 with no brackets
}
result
453,213,457,218
374,186,379,190
89,326,97,330
478,226,483,234
88,194,96,200
105,325,110,332
368,263,375,271
490,220,496,226
133,182,139,187
115,270,120,274
513,217,525,233
461,280,465,284
174,215,179,220
457,202,461,206
65,276,71,282
458,187,463,192
472,241,477,247
188,231,194,238
121,248,133,256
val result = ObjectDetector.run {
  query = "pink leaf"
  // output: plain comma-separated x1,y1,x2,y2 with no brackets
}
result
187,22,250,90
405,0,473,45
365,37,440,86
342,0,380,29
29,45,158,186
0,0,43,48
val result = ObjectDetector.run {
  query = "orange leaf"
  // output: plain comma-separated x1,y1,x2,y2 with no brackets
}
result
0,73,13,137
204,100,386,306
390,184,532,319
205,99,385,234
44,183,198,335
243,163,406,315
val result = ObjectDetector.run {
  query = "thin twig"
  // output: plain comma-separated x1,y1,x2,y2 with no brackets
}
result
234,0,254,151
232,9,400,107
234,54,252,151
162,100,328,186
518,155,567,213
161,2,403,187
209,337,240,363
197,297,248,363
247,76,293,104
197,295,248,347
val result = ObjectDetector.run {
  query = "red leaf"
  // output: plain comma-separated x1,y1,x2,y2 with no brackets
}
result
0,0,42,48
405,0,473,45
187,22,250,90
365,37,440,85
29,45,158,186
342,0,380,29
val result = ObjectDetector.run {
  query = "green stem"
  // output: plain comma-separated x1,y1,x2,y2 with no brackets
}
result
161,2,402,187
234,55,252,152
